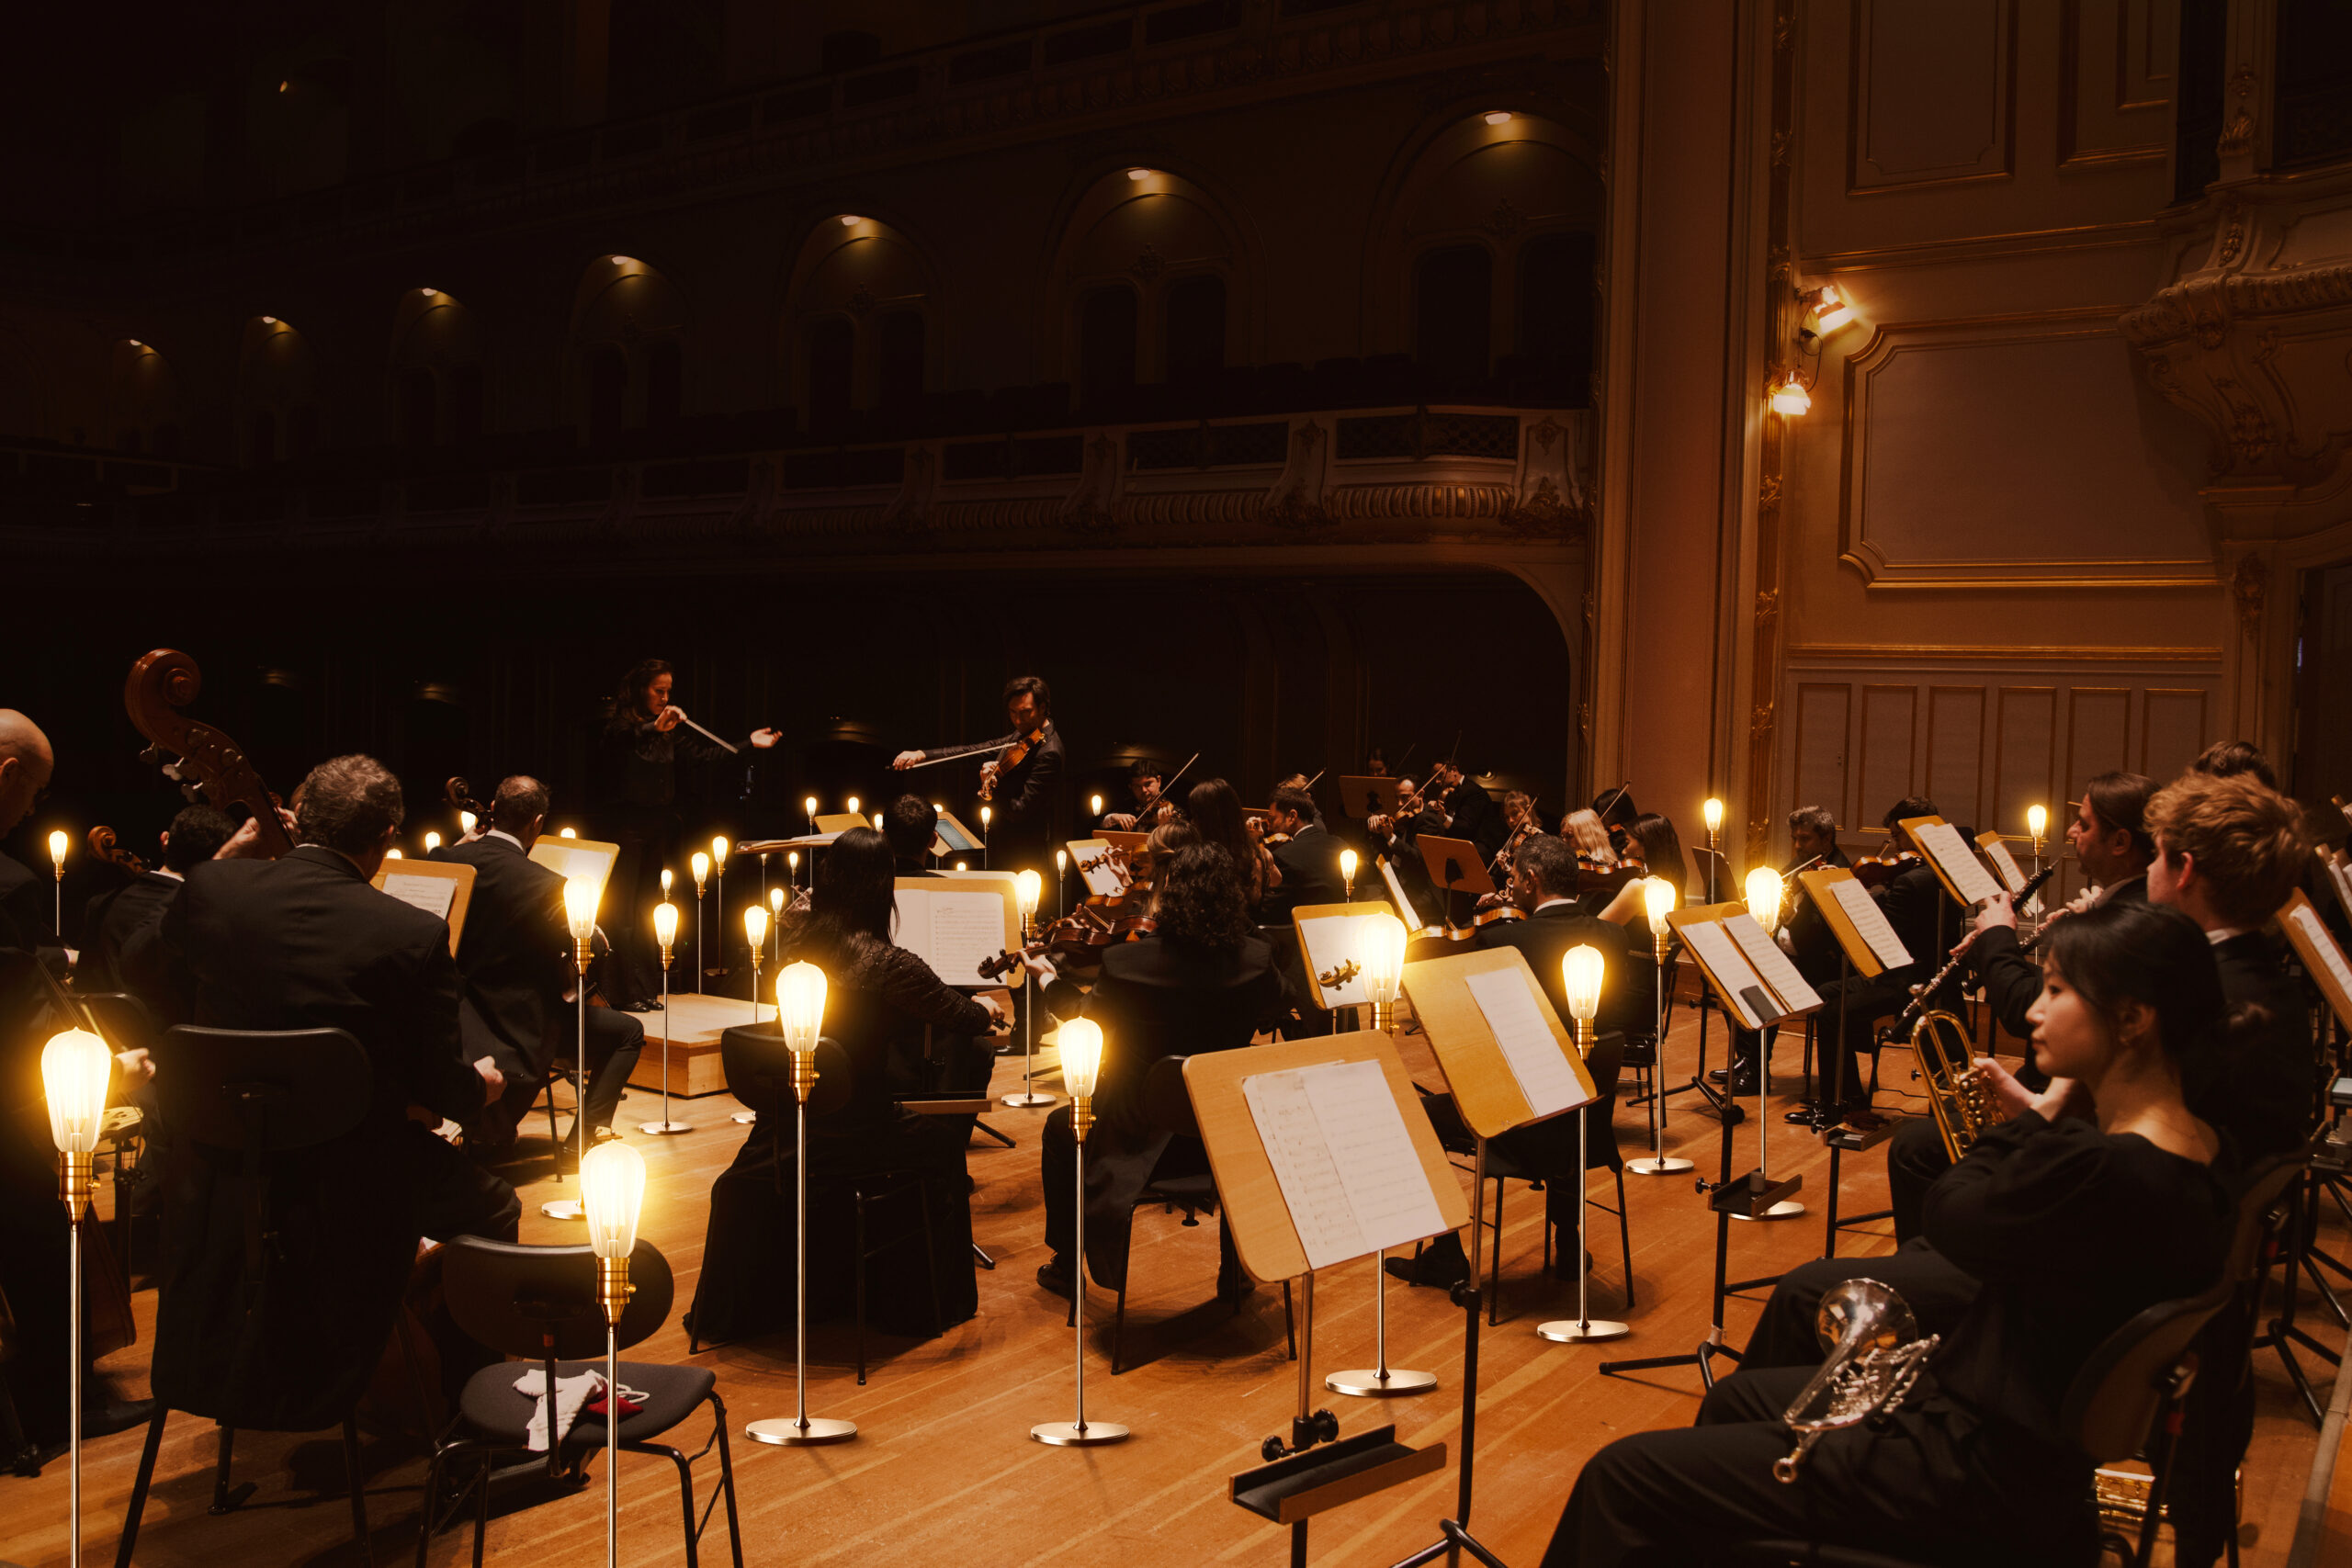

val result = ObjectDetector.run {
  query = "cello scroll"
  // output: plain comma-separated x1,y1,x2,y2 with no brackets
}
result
124,648,295,859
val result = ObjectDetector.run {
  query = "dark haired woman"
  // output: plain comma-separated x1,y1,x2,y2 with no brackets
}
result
1022,844,1292,1305
1543,899,2235,1567
686,828,1002,1345
1186,777,1281,915
598,659,779,1008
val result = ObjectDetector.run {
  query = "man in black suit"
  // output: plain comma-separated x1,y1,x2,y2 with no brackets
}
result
0,708,58,952
882,794,944,878
1430,759,1507,863
80,805,233,1000
1390,835,1647,1288
152,754,518,1432
433,775,642,1145
893,675,1066,878
1261,784,1345,921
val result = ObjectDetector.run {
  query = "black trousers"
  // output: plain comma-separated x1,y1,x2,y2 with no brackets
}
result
1739,1238,1981,1371
1541,1365,2098,1568
578,1005,644,1133
1886,1116,1953,1244
1041,1114,1239,1285
407,1125,520,1244
603,804,679,1007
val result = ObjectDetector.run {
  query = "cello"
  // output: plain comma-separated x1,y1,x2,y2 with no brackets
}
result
125,649,294,858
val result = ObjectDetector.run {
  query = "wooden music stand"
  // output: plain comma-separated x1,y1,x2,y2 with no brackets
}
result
372,859,476,953
2280,889,2352,1036
933,809,984,858
1339,776,1401,820
893,875,1022,991
1186,1035,1459,1559
812,811,866,835
1065,838,1125,899
1896,814,2004,909
1293,902,1405,1012
1974,830,2029,895
1794,866,1906,1249
526,836,619,906
1399,947,1598,1138
1417,833,1493,929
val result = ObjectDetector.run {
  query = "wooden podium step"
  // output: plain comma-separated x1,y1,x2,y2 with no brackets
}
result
624,990,767,1099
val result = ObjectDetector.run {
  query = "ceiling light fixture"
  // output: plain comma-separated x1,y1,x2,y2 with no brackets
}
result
259,316,277,326
1125,167,1150,181
839,214,861,226
1484,110,1512,125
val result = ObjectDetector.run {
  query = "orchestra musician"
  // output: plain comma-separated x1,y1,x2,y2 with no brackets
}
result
1023,843,1292,1306
892,675,1066,877
1580,812,1688,926
1545,899,2234,1568
883,794,944,878
78,804,232,998
1426,757,1507,862
1099,758,1166,831
598,659,781,1010
149,755,519,1434
1187,777,1280,914
0,709,60,952
1775,804,1850,985
1259,784,1344,920
431,775,644,1149
1272,773,1329,832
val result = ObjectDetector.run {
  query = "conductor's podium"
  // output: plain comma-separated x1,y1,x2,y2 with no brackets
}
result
624,992,763,1099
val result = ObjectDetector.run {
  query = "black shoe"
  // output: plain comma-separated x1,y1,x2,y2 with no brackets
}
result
84,1397,154,1440
1384,1240,1469,1290
615,1000,658,1013
1784,1103,1831,1126
1035,1256,1073,1299
1725,1067,1760,1096
1708,1067,1729,1084
1548,1249,1597,1281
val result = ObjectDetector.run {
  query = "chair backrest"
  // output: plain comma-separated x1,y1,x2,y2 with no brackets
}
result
76,990,160,1056
2220,1152,2303,1286
2060,1286,2230,1464
441,1235,676,1360
159,1024,373,1155
718,1025,854,1120
1585,1030,1625,1105
1141,1054,1199,1138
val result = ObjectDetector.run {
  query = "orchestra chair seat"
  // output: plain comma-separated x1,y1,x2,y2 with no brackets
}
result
416,1236,742,1568
706,1027,944,1384
1729,1189,2260,1568
116,1025,378,1568
1436,1032,1633,1326
1098,1055,1295,1374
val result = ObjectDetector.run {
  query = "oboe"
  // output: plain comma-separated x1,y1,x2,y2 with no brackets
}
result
1894,863,2056,1030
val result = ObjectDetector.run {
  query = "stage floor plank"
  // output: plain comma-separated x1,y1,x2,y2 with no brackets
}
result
7,1007,2341,1567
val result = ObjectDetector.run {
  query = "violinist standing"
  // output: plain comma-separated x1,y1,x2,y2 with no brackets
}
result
894,675,1066,879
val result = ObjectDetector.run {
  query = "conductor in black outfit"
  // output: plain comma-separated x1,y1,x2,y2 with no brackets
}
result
892,675,1066,878
151,755,520,1431
432,775,643,1147
597,659,780,1010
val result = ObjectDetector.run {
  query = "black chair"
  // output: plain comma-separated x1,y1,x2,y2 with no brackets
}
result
1098,1055,1295,1375
117,1025,377,1568
415,1236,742,1568
701,1025,945,1383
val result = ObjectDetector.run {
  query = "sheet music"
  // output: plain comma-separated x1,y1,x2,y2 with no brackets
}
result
1464,968,1591,1120
1911,821,2003,907
2328,854,2352,928
1067,839,1125,898
1243,1060,1449,1272
379,872,458,921
528,841,616,899
2287,904,2352,1029
1827,877,1913,970
895,887,1007,987
1297,914,1372,1007
1379,857,1432,931
1723,912,1822,1014
1978,836,2027,894
1678,919,1775,1031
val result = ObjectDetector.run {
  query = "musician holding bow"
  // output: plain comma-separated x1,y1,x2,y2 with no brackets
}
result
892,675,1066,878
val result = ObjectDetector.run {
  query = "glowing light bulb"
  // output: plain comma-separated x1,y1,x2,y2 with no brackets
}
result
580,1139,645,1260
1090,794,1104,817
769,886,785,918
1644,875,1677,936
778,962,826,1053
1768,369,1811,417
804,795,818,819
980,805,991,830
1744,866,1784,930
385,848,402,859
846,795,860,816
1702,798,1724,835
742,903,768,953
692,851,710,890
1057,849,1068,875
661,868,673,897
43,1029,112,1155
459,811,477,834
654,901,679,948
712,836,729,873
1340,848,1358,884
1015,869,1042,921
560,827,578,838
48,829,67,870
423,831,441,854
2026,804,2048,840
1059,1017,1105,1099
1563,945,1604,1023
564,877,600,942
1359,912,1407,1012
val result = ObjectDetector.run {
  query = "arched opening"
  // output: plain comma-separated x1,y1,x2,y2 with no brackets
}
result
1415,244,1494,388
388,288,484,450
780,217,939,431
876,310,926,409
645,339,682,429
1047,167,1249,398
570,256,687,446
586,345,628,446
396,367,438,450
1079,285,1139,412
805,316,854,429
1165,275,1227,386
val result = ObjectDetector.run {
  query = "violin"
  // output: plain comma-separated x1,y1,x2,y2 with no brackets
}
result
445,776,491,834
126,649,293,858
975,904,1155,980
1850,848,1921,891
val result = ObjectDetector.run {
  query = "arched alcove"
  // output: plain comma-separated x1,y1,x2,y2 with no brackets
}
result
569,255,687,446
781,213,940,431
109,338,181,456
389,288,483,449
1044,167,1253,409
236,316,316,465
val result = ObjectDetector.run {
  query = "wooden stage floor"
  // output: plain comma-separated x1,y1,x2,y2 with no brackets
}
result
7,1004,2346,1568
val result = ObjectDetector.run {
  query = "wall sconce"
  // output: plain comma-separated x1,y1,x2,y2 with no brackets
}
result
1768,368,1812,417
1125,167,1150,181
839,214,862,227
1801,284,1859,334
1483,110,1513,125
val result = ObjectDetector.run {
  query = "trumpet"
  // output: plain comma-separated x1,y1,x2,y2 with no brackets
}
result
1775,1279,1939,1483
1912,1009,1996,1162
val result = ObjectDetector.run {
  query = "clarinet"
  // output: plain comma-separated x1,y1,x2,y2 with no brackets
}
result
1894,863,2057,1030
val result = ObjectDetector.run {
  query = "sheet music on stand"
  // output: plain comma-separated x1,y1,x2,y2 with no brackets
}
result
1241,1059,1449,1272
1377,855,1438,933
1815,873,1913,974
1673,918,1781,1032
1339,776,1401,821
1901,818,2004,908
1066,838,1125,899
371,858,475,953
1721,912,1823,1015
2279,889,2352,1034
527,836,619,904
1462,968,1589,1120
893,878,1019,990
1295,904,1397,1010
1974,832,2029,895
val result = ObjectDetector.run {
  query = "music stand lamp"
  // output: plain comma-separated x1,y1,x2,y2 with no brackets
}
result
641,902,690,1134
804,795,818,839
1032,1018,1129,1446
1538,947,1629,1345
581,1140,646,1568
49,829,67,938
744,905,770,1028
44,1028,111,1568
691,852,709,996
542,875,601,1222
424,831,442,857
1340,848,1358,904
711,837,730,988
1003,870,1056,1109
1732,869,1803,1222
768,887,785,965
746,962,858,1447
980,805,991,869
1328,914,1438,1398
787,849,800,889
1627,877,1692,1176
2026,804,2048,906
1702,798,1724,904
1055,849,1068,919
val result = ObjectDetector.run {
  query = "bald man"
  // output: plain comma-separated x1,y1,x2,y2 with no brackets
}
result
0,708,58,950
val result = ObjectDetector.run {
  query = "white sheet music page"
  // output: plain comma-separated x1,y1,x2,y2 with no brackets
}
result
1380,857,1433,931
528,841,616,899
895,888,1007,987
1826,878,1913,971
1297,915,1371,1007
1244,1060,1447,1271
1723,912,1823,1014
2287,905,2352,1029
1978,837,2027,894
1678,919,1775,1031
379,872,458,921
1464,968,1592,1120
1911,822,2004,908
1067,840,1125,898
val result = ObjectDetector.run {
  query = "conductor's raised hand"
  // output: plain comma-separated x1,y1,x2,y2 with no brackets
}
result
653,705,684,733
750,728,781,750
892,750,925,770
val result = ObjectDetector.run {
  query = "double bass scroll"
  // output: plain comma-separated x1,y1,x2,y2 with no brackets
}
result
125,648,295,859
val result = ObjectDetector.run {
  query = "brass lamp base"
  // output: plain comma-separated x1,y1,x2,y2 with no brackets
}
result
1030,1420,1128,1447
540,1199,585,1221
1626,1155,1695,1176
640,1120,694,1135
1536,1317,1630,1344
745,1416,856,1447
1732,1199,1807,1221
1001,1091,1057,1108
1325,1366,1438,1397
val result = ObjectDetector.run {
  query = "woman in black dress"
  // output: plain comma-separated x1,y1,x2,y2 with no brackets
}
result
1543,898,2236,1567
687,828,1002,1345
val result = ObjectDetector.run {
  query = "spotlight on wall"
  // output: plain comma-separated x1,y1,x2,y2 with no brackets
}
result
609,255,635,267
420,287,437,299
1799,284,1859,334
259,316,278,327
278,80,290,94
1483,110,1513,125
1125,167,1150,181
839,214,862,226
1768,368,1812,417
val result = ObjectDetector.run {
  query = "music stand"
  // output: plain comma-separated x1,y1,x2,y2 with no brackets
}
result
1416,833,1493,931
1794,865,1908,1246
372,858,476,954
1188,1034,1463,1567
1339,776,1401,821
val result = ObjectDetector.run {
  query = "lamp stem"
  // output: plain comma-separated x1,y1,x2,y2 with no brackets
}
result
797,1092,808,1431
659,954,672,1128
1072,1128,1087,1432
605,1319,618,1568
578,950,590,1161
1374,1249,1389,1380
695,893,704,995
716,873,725,987
68,1199,82,1568
1653,943,1666,1160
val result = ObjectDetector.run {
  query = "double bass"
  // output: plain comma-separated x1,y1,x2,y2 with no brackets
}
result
125,649,293,858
